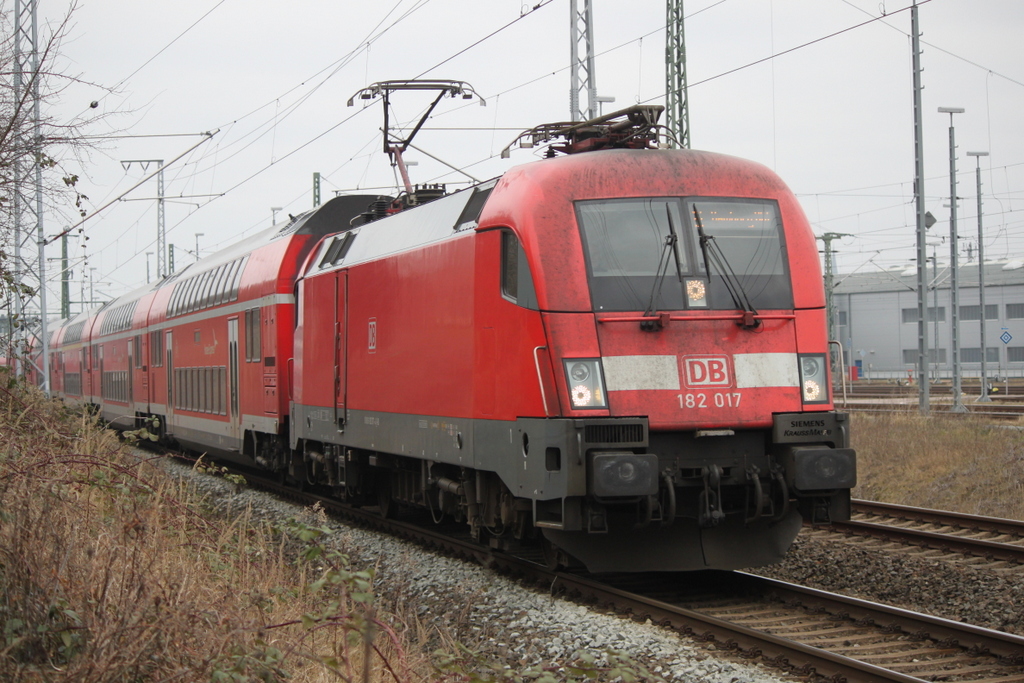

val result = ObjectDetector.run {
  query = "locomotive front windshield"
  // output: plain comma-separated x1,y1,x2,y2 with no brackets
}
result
576,197,793,312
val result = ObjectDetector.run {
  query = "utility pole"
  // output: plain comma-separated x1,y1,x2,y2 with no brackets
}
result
12,0,49,389
967,150,990,402
122,159,166,278
928,246,939,381
569,0,597,121
168,244,175,274
911,0,929,414
313,172,321,207
938,106,967,413
818,232,852,382
60,235,70,319
817,232,853,346
665,0,690,148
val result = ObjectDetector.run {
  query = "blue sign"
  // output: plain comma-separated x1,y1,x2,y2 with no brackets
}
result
1001,331,1013,345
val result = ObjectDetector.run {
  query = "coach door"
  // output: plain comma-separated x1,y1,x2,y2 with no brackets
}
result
228,318,241,443
98,345,104,404
334,272,348,431
165,331,174,425
127,339,134,416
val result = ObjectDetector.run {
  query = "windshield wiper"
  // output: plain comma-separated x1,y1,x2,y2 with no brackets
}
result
692,203,760,329
641,205,686,329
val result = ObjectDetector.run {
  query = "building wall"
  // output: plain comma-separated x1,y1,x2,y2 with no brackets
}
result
837,283,1024,379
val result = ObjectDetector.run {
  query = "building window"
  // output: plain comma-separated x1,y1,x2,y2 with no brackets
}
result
1009,347,1024,362
907,348,949,364
1007,304,1024,320
901,307,945,324
962,347,1000,363
961,304,999,321
838,310,848,326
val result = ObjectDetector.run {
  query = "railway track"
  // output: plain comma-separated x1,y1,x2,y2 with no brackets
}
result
824,499,1024,568
837,381,1024,419
839,402,1024,421
230,466,1024,683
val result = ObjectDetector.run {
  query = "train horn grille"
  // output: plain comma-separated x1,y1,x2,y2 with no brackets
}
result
583,421,646,447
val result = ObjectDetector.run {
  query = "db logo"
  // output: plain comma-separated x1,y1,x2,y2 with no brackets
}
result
368,318,377,353
682,356,731,387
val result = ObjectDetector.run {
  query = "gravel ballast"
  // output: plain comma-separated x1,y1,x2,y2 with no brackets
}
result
160,453,1024,681
160,455,792,683
752,530,1024,635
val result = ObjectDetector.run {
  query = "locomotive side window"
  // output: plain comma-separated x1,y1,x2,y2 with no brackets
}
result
500,229,538,310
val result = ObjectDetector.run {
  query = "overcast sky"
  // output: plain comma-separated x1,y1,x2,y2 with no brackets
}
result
37,0,1024,306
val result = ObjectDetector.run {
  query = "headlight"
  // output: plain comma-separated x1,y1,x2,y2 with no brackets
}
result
589,452,658,497
798,353,829,404
685,278,708,308
563,358,607,409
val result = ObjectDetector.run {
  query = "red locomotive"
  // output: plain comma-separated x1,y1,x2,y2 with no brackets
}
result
50,106,854,572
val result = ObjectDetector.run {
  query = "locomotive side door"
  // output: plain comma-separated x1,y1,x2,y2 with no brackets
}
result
334,271,348,431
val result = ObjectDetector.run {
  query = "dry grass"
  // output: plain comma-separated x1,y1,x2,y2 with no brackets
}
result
0,378,665,683
850,412,1024,520
0,378,432,682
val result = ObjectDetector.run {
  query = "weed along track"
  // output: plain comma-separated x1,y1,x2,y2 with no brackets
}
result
199,456,1024,683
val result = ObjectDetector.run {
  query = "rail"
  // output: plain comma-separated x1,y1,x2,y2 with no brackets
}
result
226,464,1024,683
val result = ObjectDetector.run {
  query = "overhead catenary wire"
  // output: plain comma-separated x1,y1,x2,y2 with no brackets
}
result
77,0,1023,296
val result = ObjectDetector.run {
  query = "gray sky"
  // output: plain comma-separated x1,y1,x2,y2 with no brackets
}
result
40,0,1024,304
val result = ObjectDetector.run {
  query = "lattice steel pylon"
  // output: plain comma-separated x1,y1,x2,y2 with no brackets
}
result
666,0,690,148
569,0,597,122
122,160,167,278
10,0,49,390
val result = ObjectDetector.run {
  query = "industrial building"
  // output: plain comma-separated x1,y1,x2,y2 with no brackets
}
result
834,260,1024,381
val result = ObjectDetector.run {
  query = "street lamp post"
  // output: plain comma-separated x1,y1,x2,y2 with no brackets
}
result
938,106,967,413
146,252,153,284
967,150,990,402
194,233,205,263
271,207,283,226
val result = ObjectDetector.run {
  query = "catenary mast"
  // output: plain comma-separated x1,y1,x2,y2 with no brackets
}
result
665,0,690,148
12,0,49,391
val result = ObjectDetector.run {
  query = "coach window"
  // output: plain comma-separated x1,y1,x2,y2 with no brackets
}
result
190,274,205,311
229,257,247,301
198,271,214,310
499,229,538,310
150,331,163,367
245,307,262,362
212,264,230,305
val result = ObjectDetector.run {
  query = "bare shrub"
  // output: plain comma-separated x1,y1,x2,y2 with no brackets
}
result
0,381,424,681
